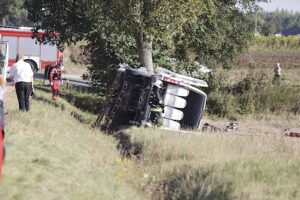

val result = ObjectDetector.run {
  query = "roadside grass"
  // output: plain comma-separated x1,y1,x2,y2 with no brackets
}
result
33,82,104,115
2,83,300,200
0,86,144,200
123,122,300,199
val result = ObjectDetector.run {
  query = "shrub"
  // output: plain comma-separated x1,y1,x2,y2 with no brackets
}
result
206,71,300,117
206,92,237,118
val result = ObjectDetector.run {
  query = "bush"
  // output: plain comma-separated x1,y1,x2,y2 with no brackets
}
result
206,92,237,118
206,71,300,117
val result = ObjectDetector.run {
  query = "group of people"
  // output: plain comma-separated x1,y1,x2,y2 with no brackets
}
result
8,53,63,112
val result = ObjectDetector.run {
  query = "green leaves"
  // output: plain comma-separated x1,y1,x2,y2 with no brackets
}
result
25,0,263,90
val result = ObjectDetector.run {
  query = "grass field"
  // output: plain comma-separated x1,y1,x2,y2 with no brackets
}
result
1,82,300,200
0,87,144,200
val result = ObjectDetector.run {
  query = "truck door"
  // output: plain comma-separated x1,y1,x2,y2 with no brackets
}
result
0,42,9,81
0,41,8,178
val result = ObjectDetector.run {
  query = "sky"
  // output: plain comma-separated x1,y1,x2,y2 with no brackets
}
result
258,0,300,12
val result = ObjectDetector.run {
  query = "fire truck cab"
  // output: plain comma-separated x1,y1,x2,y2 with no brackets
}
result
0,26,62,72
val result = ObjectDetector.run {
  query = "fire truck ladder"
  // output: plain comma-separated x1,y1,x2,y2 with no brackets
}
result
94,70,123,128
106,81,129,131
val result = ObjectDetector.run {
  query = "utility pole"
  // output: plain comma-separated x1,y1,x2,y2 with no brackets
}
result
255,13,257,35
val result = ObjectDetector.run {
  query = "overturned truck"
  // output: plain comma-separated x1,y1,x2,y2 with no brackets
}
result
94,64,208,132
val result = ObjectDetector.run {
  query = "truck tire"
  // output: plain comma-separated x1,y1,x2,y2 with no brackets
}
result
24,59,39,72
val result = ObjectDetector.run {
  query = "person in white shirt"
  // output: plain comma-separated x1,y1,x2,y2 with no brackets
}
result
272,62,282,85
9,53,34,111
273,63,281,77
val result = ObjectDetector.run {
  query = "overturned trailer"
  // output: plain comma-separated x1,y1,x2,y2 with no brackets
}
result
94,64,208,132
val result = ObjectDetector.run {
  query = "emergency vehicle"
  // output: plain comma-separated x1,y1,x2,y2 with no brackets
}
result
0,26,62,72
0,41,8,177
95,64,208,132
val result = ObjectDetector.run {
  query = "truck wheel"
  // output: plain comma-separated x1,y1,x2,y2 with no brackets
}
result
24,59,39,72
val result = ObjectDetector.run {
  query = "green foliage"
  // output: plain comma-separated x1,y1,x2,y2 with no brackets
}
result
206,92,237,118
202,73,229,94
25,0,265,90
82,33,138,92
0,0,32,26
177,0,257,69
258,10,300,35
205,71,300,117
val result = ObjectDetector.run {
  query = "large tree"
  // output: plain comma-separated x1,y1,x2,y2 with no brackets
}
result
0,0,32,26
25,0,266,71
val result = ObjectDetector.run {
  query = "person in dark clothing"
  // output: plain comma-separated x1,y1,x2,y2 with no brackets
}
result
147,80,164,127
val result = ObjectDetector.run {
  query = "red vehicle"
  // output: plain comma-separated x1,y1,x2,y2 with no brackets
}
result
0,26,63,72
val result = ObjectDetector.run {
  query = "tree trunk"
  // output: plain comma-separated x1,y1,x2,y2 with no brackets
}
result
135,32,154,72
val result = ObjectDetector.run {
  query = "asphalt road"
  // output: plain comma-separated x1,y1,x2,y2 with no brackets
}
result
34,73,90,87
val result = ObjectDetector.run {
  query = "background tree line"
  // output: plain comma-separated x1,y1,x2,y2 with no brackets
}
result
257,9,300,35
0,0,32,27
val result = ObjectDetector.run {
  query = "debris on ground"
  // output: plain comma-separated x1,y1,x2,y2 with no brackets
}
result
284,128,300,138
224,121,238,132
202,123,221,132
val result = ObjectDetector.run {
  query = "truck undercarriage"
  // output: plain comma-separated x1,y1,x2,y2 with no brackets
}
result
94,64,208,132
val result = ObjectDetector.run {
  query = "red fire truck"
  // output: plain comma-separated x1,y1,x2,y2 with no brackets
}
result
0,26,63,72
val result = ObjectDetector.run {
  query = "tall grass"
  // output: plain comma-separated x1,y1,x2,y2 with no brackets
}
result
204,71,300,118
123,126,300,200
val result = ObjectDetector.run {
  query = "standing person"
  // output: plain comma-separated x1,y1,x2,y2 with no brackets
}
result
49,61,63,101
147,80,164,127
272,62,281,84
9,54,34,111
